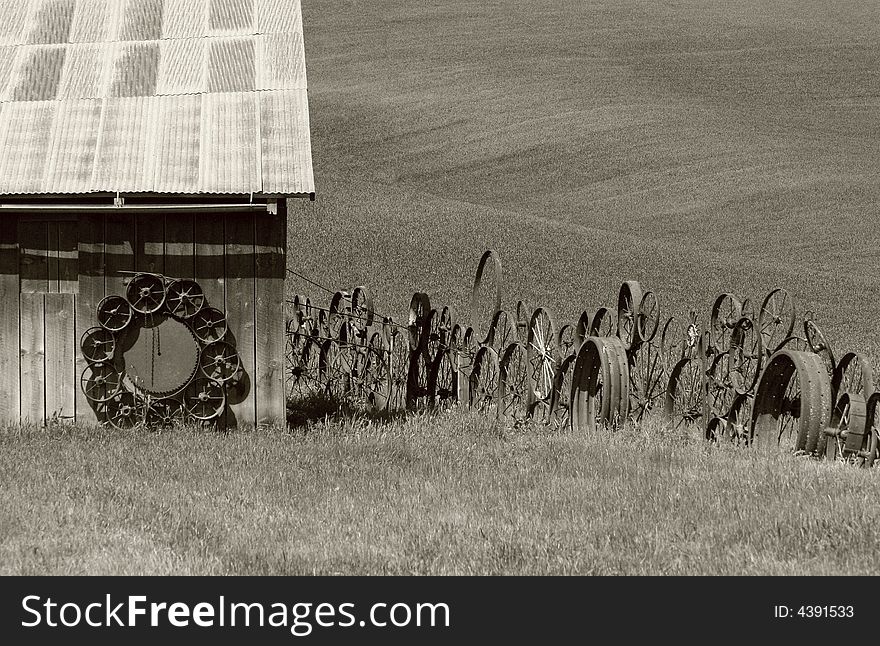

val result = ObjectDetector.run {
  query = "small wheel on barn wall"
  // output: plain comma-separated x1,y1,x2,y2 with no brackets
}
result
145,397,186,430
81,327,116,364
97,295,133,332
183,378,227,421
191,307,228,345
126,273,167,315
81,362,123,403
105,391,147,430
166,279,206,319
199,341,241,384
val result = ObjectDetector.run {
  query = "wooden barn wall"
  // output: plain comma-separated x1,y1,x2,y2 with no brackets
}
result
0,206,287,428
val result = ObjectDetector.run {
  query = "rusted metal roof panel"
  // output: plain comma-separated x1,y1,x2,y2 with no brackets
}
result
156,37,206,95
0,100,55,193
43,97,102,192
208,0,253,35
200,91,260,193
260,89,313,194
0,0,314,196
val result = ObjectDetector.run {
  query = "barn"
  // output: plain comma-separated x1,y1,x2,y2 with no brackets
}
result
0,0,315,428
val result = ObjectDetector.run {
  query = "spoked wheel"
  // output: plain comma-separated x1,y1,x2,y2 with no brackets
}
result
616,281,644,351
575,311,591,350
549,354,576,429
81,362,123,403
526,307,556,422
387,328,410,412
758,288,796,355
328,290,352,338
438,306,453,352
831,352,874,401
486,309,517,357
660,316,686,372
515,300,530,343
364,332,391,412
804,319,835,376
570,336,630,432
469,346,500,414
165,279,205,319
428,349,457,410
106,391,146,430
191,307,228,344
704,352,736,425
126,273,166,315
351,285,375,332
664,355,706,434
556,324,577,361
728,317,763,395
287,337,322,402
199,341,240,383
589,306,615,337
81,326,116,363
751,350,833,454
630,339,668,423
408,292,432,353
183,378,227,422
821,392,868,462
450,325,478,404
498,342,530,424
406,350,431,410
859,393,880,467
145,398,185,430
97,295,133,332
726,393,754,444
709,293,742,355
425,308,443,361
470,250,503,343
636,290,660,345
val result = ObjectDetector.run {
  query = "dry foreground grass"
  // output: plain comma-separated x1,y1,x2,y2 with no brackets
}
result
5,2,880,575
3,412,880,576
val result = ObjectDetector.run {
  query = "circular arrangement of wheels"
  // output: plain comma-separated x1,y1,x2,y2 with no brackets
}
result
81,273,237,430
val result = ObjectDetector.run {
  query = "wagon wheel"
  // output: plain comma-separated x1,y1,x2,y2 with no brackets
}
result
81,326,116,363
408,292,431,352
751,350,833,454
831,352,873,401
199,341,240,384
287,337,322,402
364,331,391,412
425,308,443,360
574,311,591,350
406,350,431,410
97,295,133,332
630,338,668,423
664,355,706,434
709,293,742,355
438,306,453,351
729,317,763,395
470,250,503,343
81,362,123,403
526,307,556,421
515,300,530,343
145,397,185,430
328,290,351,337
387,327,410,412
726,393,754,444
705,351,736,422
659,316,685,372
589,306,615,337
317,309,330,339
549,354,576,429
860,393,880,467
740,298,755,323
616,280,644,351
191,307,228,344
126,273,166,315
758,288,795,356
183,377,227,421
804,319,835,376
570,336,629,432
469,346,500,414
428,349,457,411
106,391,146,430
165,279,205,319
556,324,576,361
449,325,478,404
499,342,530,424
486,309,517,357
821,392,868,462
351,285,375,331
322,340,355,401
636,290,660,345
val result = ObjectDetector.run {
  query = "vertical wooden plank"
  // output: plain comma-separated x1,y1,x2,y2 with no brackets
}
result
48,221,59,293
164,213,195,280
104,212,135,299
20,293,45,425
18,219,49,293
76,214,105,425
58,220,79,294
194,213,225,311
225,212,256,427
45,293,76,421
0,221,20,424
135,213,165,274
254,203,287,426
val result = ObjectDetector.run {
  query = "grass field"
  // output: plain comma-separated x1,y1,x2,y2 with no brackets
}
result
4,1,880,575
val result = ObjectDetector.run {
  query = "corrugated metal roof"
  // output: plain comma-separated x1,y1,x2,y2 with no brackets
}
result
0,0,313,196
